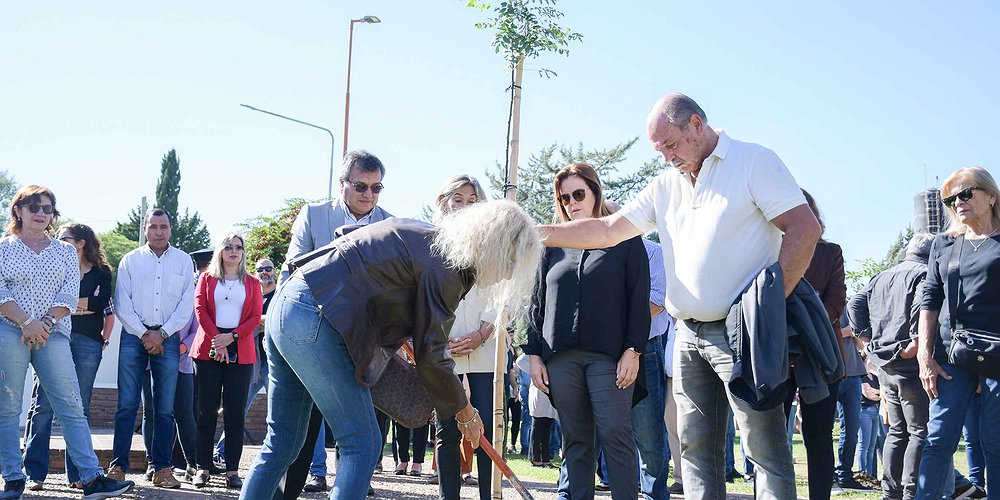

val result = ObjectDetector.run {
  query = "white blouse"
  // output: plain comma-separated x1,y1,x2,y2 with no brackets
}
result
213,279,246,329
447,287,497,375
0,236,79,337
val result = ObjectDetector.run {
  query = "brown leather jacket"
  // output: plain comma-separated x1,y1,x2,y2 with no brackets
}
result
290,218,474,419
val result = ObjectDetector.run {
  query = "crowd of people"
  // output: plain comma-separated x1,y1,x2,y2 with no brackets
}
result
1,92,997,500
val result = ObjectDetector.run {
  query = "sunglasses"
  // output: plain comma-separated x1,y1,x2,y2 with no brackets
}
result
223,244,244,252
256,266,274,273
943,187,979,208
58,236,78,242
558,189,587,206
347,178,384,194
21,203,55,214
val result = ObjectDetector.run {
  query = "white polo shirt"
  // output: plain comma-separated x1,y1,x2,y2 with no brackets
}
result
620,131,806,322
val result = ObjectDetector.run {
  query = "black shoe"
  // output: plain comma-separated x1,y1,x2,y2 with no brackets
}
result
725,470,742,483
303,475,328,492
1,479,25,499
953,483,988,499
595,482,611,492
226,475,243,490
668,482,684,495
82,475,135,500
145,466,155,481
835,477,871,490
368,484,375,496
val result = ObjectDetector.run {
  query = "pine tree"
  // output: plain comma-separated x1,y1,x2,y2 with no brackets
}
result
155,150,181,220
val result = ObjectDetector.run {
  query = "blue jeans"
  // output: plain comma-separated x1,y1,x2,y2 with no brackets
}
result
631,335,669,500
311,424,328,477
242,277,381,500
518,372,532,453
22,333,103,483
963,393,986,487
916,364,1000,500
857,405,881,476
0,324,103,484
726,411,737,476
111,330,179,472
835,375,862,481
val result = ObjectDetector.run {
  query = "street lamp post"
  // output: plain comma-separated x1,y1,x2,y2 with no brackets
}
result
241,104,337,199
343,15,381,157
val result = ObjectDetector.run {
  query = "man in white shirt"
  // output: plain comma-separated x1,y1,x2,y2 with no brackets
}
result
537,93,821,498
279,150,393,283
107,209,193,488
280,150,392,496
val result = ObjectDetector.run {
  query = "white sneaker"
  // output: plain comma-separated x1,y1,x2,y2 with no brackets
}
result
26,480,44,491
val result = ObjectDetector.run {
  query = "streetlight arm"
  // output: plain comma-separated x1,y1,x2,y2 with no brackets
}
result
240,104,337,199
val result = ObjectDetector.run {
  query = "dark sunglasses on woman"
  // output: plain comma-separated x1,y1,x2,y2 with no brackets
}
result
21,203,55,214
558,189,587,206
347,178,384,194
943,187,980,208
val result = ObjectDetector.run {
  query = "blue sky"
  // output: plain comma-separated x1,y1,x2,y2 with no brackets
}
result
3,1,998,279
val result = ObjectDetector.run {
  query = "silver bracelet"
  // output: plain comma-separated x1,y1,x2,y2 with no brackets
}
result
456,408,480,431
19,317,33,329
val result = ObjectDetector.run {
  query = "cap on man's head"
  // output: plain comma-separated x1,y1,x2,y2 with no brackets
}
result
191,247,214,267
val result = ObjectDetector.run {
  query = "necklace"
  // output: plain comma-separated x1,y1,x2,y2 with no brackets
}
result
221,279,239,300
967,228,999,252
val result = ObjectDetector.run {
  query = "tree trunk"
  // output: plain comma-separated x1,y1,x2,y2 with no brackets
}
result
492,55,524,500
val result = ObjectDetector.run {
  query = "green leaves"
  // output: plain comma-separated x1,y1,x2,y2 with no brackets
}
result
466,0,583,70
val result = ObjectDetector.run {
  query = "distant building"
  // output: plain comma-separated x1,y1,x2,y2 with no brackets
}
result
914,188,946,234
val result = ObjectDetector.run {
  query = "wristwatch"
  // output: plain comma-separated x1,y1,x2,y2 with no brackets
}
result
159,329,170,340
233,332,240,340
627,347,641,357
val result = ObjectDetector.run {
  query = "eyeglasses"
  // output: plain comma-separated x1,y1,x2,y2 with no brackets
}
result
21,203,55,214
943,187,979,208
256,266,274,273
558,189,587,206
223,245,244,252
346,178,384,194
58,236,77,242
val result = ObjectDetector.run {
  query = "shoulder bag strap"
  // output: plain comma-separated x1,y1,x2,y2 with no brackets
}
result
947,235,964,332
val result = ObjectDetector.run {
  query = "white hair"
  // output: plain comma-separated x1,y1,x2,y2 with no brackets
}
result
433,200,542,326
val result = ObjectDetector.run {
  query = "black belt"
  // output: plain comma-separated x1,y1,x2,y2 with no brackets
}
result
143,324,163,330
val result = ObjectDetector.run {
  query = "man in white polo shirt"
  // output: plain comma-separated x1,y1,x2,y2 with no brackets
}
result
537,93,821,498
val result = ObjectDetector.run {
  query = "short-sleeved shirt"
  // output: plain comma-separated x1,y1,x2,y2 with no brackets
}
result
619,131,806,321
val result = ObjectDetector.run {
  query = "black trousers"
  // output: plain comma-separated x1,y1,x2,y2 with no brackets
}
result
508,396,521,446
546,349,637,500
784,371,840,500
392,422,429,464
530,417,554,463
435,372,494,500
193,359,252,472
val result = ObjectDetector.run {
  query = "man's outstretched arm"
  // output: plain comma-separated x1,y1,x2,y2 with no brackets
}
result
538,212,643,249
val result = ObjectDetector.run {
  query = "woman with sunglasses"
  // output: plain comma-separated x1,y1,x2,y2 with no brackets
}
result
428,174,498,499
190,232,263,489
0,185,135,499
524,163,650,500
22,222,114,490
915,166,1000,500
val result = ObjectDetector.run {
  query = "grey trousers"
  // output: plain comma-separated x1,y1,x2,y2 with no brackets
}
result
878,360,928,500
674,320,795,500
546,349,637,500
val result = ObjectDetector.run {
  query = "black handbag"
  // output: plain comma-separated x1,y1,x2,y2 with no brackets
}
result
946,235,1000,379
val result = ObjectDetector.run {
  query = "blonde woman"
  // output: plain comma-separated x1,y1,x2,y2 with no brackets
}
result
190,233,263,489
242,201,542,500
916,166,1000,499
430,175,498,499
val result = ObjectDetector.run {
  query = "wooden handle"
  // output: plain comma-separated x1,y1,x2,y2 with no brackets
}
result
478,435,535,500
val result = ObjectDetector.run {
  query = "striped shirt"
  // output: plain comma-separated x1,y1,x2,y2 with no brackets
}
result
114,244,194,337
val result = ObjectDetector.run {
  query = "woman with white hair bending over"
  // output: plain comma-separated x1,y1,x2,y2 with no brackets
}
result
241,201,543,500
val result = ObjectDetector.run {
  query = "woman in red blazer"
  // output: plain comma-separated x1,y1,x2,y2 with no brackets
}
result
190,232,263,490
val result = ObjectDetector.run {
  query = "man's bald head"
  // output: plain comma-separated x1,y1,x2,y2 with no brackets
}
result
646,92,708,132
